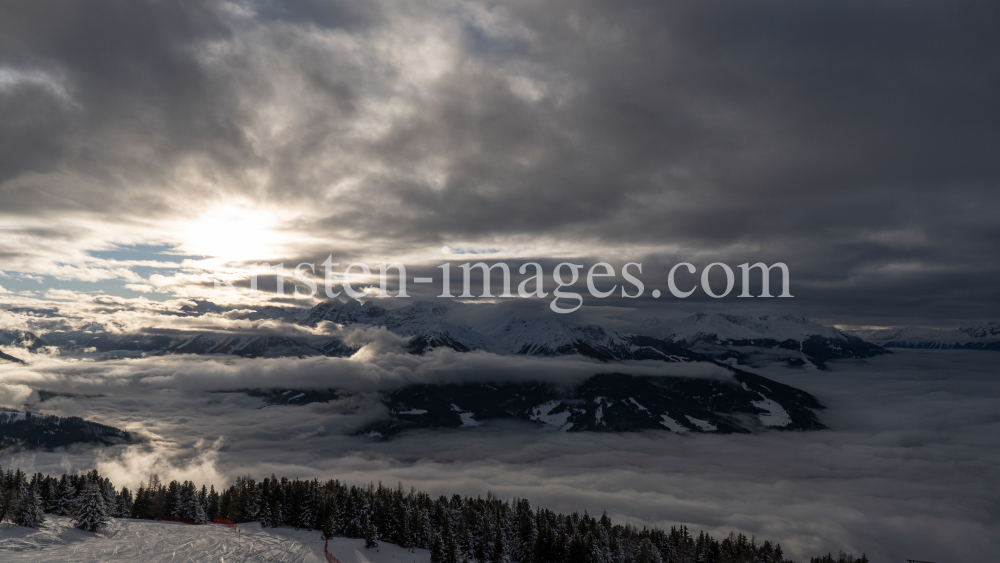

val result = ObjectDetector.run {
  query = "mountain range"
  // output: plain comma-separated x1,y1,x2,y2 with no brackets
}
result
8,300,995,369
1,302,896,368
361,370,825,438
620,312,887,368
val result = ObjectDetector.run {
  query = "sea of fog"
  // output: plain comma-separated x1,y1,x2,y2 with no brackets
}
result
2,349,998,562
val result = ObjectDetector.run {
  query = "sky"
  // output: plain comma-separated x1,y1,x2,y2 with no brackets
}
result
1,0,999,328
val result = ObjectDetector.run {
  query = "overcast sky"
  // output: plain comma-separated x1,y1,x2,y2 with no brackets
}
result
1,0,998,327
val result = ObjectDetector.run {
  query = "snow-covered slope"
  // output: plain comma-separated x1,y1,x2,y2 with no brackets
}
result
865,322,1000,351
0,516,424,563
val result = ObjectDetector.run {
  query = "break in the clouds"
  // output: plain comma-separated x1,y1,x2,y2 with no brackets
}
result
1,0,999,325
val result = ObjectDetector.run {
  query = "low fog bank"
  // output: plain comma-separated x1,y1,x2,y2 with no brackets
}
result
0,344,731,398
1,350,997,561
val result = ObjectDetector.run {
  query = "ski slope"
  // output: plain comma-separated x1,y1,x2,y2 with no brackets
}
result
0,516,430,563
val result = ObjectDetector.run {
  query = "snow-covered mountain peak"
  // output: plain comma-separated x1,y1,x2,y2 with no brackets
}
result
0,329,46,350
477,316,580,352
959,321,1000,339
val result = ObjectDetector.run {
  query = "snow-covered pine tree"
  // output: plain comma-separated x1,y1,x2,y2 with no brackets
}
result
514,499,536,563
320,492,342,539
74,480,109,532
360,496,378,549
38,474,55,512
16,484,44,528
490,525,513,563
299,483,315,530
398,502,412,548
269,497,283,527
430,533,444,563
404,504,426,550
166,480,183,517
50,475,75,516
638,537,664,563
178,481,206,523
99,476,116,510
207,485,220,521
199,485,208,518
188,482,208,524
418,507,433,549
114,487,133,518
259,498,274,528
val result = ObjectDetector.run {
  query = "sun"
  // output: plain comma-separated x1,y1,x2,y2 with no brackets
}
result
182,204,283,262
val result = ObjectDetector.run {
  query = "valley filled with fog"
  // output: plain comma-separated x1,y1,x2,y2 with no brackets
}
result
2,345,996,562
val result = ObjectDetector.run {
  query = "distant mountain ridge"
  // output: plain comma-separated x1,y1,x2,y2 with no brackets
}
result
864,321,1000,351
302,300,705,363
5,301,893,368
157,333,356,358
624,312,886,369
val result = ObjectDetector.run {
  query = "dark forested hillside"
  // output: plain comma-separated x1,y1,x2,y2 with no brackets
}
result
0,410,132,450
0,465,868,563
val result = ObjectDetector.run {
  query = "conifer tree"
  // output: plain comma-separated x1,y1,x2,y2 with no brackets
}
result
638,537,663,563
207,485,220,521
74,480,109,532
112,487,132,518
51,475,76,516
259,498,275,528
299,483,315,530
490,525,513,563
361,495,379,549
430,532,445,563
16,483,45,528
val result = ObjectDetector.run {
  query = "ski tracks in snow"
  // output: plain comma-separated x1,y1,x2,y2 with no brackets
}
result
0,516,323,563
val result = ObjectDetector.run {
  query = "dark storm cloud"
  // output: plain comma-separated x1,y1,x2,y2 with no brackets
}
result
0,0,242,212
0,0,998,323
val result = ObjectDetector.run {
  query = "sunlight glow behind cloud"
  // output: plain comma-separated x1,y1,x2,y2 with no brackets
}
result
180,204,283,264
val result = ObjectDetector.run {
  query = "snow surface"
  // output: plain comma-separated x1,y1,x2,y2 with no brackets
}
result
685,416,716,431
659,415,688,433
320,535,429,563
0,516,430,563
451,404,481,427
752,398,792,428
529,400,572,430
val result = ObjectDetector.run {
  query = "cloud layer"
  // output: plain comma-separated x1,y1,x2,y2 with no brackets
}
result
2,349,997,562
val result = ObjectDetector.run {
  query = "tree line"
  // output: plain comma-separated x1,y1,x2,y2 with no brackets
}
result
0,464,867,563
